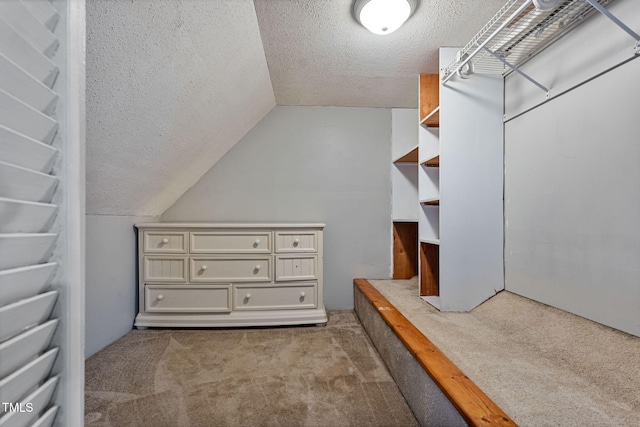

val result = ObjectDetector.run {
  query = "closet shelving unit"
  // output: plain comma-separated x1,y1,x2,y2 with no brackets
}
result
415,0,639,311
440,0,638,96
417,46,504,311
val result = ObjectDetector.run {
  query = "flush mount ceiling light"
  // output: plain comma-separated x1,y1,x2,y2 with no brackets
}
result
354,0,417,35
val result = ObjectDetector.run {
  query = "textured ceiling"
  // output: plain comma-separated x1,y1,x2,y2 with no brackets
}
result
86,0,508,216
255,0,507,108
86,0,275,215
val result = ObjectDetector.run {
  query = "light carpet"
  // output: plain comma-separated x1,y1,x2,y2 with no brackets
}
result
368,278,640,427
85,311,418,427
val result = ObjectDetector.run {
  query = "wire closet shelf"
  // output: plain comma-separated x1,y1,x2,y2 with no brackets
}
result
440,0,638,91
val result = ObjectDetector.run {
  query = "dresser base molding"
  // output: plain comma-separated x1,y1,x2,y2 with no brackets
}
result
134,308,328,328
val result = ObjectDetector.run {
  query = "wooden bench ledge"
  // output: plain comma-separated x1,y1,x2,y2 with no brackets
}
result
354,278,517,427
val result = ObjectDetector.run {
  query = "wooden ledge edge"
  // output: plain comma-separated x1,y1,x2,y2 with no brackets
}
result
354,278,517,427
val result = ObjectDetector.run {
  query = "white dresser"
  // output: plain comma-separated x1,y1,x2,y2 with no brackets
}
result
134,223,327,328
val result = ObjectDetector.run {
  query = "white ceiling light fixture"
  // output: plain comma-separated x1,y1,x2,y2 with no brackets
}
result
354,0,417,35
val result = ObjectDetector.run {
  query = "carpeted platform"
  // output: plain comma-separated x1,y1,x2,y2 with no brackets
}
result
85,311,418,427
368,278,640,427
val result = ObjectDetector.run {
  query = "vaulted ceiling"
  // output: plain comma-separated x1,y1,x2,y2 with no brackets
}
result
86,0,505,216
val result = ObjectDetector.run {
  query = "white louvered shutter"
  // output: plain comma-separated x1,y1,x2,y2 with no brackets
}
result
0,1,64,426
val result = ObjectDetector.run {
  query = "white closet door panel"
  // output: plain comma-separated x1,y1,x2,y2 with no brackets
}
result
0,348,58,411
19,0,59,32
0,17,57,87
0,319,57,379
0,290,57,342
0,2,57,57
0,126,57,172
0,376,58,427
0,90,58,144
0,198,57,233
0,161,58,203
0,234,57,270
0,55,57,114
30,407,57,427
0,263,57,307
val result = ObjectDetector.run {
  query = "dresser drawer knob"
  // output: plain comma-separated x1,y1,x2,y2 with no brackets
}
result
254,238,261,246
201,265,208,271
300,292,306,298
245,293,252,299
255,264,261,270
157,294,164,301
161,238,169,244
293,238,300,246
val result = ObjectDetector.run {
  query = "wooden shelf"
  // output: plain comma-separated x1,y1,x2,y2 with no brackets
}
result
393,222,418,280
393,145,418,163
420,198,439,206
420,106,440,128
419,74,439,123
421,155,439,167
420,238,440,246
420,242,439,297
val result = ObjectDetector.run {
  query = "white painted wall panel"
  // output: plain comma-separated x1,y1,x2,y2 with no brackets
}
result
439,48,504,311
85,215,158,358
505,57,640,336
162,107,392,310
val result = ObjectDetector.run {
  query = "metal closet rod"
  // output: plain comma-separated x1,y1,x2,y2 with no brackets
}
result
442,0,640,88
441,0,534,85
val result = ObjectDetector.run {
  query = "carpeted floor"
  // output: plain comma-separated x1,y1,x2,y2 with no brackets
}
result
85,311,418,427
368,278,640,427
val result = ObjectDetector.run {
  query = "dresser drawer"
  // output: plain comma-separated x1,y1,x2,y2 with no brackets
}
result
144,256,188,282
190,256,272,282
145,285,231,312
275,255,318,281
143,231,187,253
190,231,271,253
233,282,317,310
275,231,318,253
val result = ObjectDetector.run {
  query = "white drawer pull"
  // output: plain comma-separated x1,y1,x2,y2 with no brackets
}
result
255,264,261,270
201,265,208,271
293,238,300,246
157,294,164,301
161,238,169,244
245,293,252,299
254,239,261,246
300,292,306,298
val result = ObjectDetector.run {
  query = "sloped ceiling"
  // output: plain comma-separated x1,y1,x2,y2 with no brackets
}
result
86,0,506,216
86,0,275,215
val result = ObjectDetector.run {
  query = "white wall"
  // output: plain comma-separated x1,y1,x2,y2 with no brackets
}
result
504,0,640,336
162,106,393,310
85,214,157,358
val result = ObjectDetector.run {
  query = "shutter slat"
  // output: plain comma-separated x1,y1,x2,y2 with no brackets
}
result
0,17,58,87
30,406,58,427
0,54,57,114
0,2,58,58
0,291,57,343
20,0,59,33
0,126,57,173
0,319,58,379
0,376,59,427
0,263,57,307
0,348,58,410
0,161,58,203
0,198,58,234
0,90,58,144
0,234,57,271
